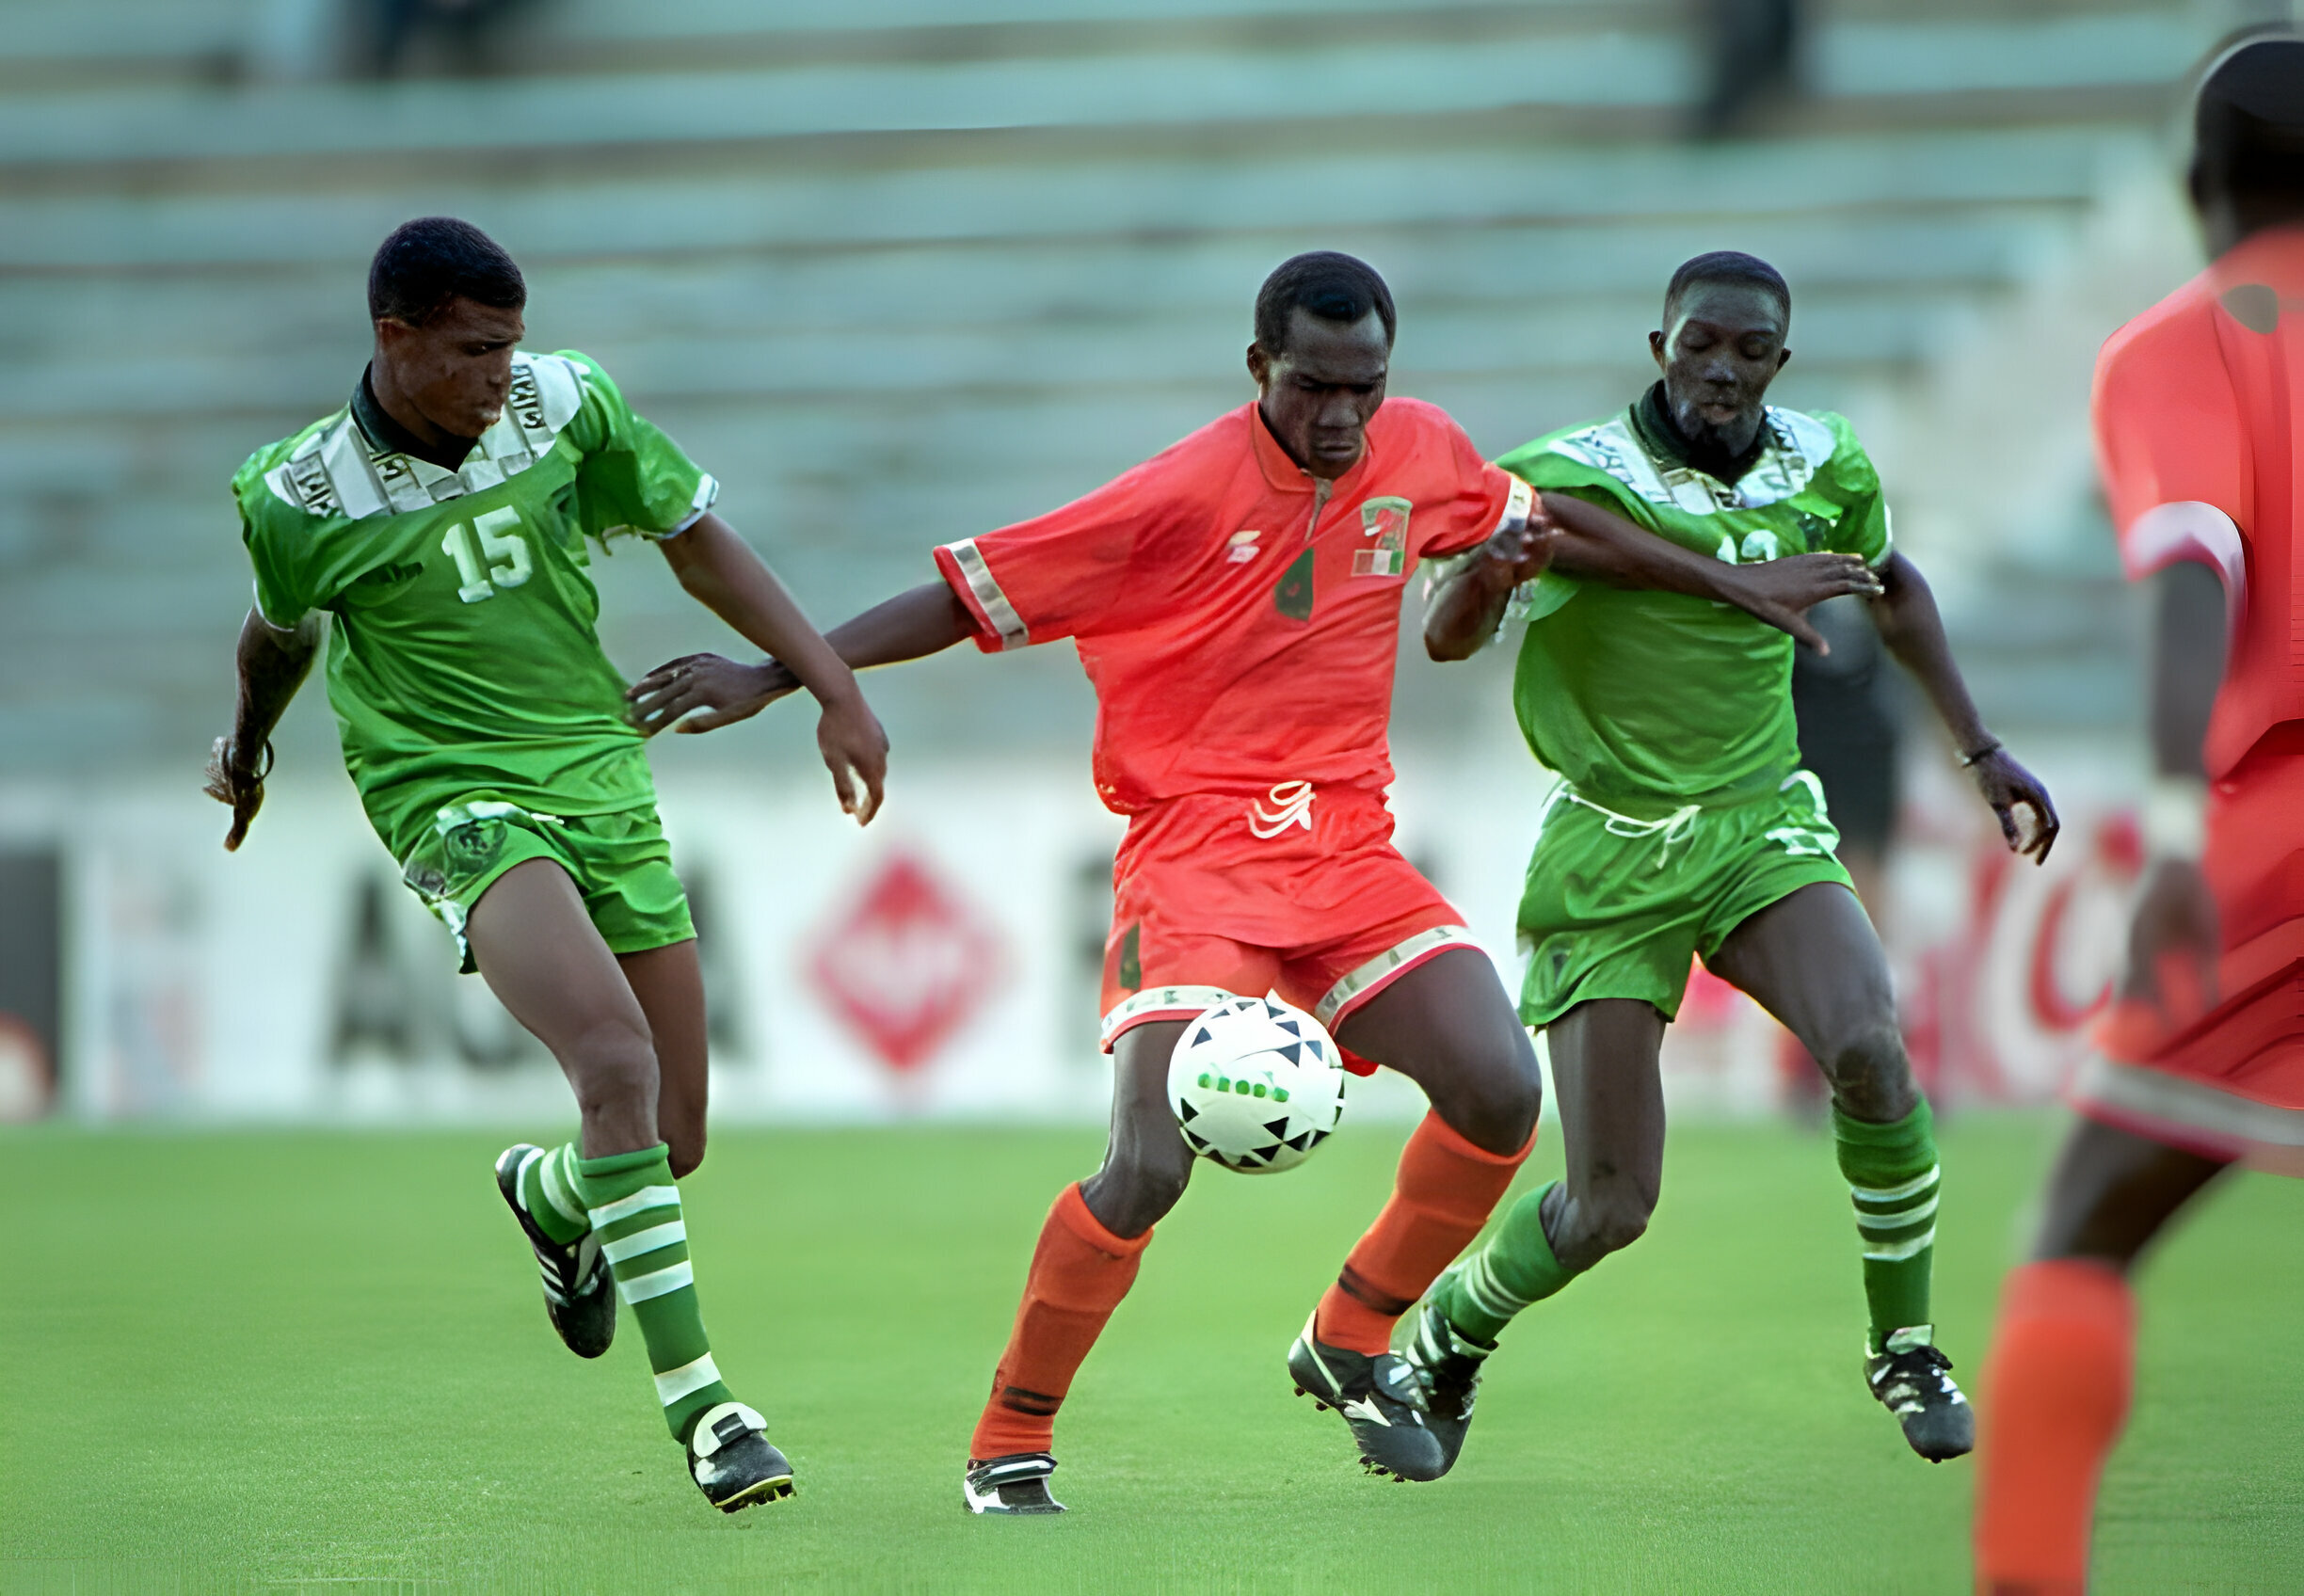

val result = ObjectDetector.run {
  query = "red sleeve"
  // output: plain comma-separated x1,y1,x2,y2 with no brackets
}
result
933,459,1171,652
2092,298,2248,600
1416,407,1532,559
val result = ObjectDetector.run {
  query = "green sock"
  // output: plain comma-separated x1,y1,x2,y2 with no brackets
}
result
1833,1099,1940,1355
1437,1180,1578,1345
575,1143,736,1442
516,1142,589,1247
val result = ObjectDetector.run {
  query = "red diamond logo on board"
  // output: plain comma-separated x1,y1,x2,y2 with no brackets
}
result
808,848,1004,1074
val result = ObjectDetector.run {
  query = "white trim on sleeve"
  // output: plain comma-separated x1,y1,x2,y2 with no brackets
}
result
2121,501,2246,630
665,472,720,536
944,537,1031,650
1495,476,1533,535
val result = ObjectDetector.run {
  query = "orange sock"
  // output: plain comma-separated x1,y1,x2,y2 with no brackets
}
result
1315,1111,1533,1355
970,1183,1151,1460
1974,1259,2136,1596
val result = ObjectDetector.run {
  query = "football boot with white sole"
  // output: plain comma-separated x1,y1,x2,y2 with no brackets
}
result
1400,1294,1493,1476
493,1144,614,1359
1287,1313,1445,1482
1866,1329,1975,1461
964,1452,1065,1515
687,1402,794,1511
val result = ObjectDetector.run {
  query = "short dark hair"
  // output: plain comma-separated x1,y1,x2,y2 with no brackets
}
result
2195,33,2304,200
367,216,525,327
1255,251,1397,353
1664,250,1791,322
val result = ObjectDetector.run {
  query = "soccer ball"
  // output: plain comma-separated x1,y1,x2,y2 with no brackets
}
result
1167,995,1347,1173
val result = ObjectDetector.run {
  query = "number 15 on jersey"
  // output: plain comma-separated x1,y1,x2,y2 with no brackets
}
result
441,505,533,603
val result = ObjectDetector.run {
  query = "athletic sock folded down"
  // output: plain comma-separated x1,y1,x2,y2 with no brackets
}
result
575,1143,736,1443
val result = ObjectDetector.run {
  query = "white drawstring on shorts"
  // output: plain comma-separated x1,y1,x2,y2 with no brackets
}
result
1554,787,1702,869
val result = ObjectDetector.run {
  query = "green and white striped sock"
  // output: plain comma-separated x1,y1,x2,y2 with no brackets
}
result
1437,1179,1578,1345
575,1143,736,1442
515,1142,589,1247
1833,1100,1941,1356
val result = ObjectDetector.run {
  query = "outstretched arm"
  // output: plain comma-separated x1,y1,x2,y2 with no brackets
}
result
203,607,324,851
1870,550,2059,861
653,512,890,822
629,577,974,733
1425,488,1884,661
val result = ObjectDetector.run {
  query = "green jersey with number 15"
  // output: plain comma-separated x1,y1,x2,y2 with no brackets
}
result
232,349,715,861
1496,390,1893,815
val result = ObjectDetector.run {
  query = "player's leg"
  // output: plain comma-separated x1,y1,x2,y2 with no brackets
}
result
1974,1116,2229,1594
1704,879,1967,1459
1426,998,1666,1344
965,1018,1182,1513
616,939,708,1180
468,860,791,1511
1285,948,1541,1479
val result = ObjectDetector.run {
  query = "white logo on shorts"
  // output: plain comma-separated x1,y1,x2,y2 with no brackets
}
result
1249,780,1316,839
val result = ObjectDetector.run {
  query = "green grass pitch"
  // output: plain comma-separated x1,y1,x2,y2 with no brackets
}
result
5,1115,2300,1593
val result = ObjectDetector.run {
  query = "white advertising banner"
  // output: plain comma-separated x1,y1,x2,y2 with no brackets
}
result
0,740,2143,1126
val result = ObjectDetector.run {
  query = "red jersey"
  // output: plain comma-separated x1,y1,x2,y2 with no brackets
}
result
2095,226,2304,780
934,398,1529,813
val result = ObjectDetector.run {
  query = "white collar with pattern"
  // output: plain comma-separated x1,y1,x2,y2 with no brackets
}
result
264,351,586,520
1547,405,1839,516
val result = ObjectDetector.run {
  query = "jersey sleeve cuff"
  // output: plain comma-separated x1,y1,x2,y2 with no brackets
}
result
935,538,1031,652
664,473,720,537
2120,500,2245,601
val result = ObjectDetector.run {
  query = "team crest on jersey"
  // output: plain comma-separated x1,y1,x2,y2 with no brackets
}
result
1352,497,1411,579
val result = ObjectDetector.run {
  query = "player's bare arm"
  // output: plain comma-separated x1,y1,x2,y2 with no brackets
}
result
1868,551,2059,861
203,606,324,851
629,581,972,738
650,511,889,824
1424,489,1880,661
2120,559,2227,1015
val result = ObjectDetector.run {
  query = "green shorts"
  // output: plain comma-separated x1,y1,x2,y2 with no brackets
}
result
1516,771,1851,1027
397,799,695,974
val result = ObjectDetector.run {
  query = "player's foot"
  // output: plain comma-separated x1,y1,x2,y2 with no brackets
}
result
493,1144,615,1359
1400,1293,1493,1476
686,1402,794,1511
964,1452,1065,1515
1866,1329,1974,1462
1287,1313,1445,1482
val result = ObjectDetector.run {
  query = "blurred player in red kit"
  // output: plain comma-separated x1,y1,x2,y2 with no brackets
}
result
1974,33,2304,1594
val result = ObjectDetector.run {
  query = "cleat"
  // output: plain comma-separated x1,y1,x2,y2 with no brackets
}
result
964,1452,1065,1515
687,1402,794,1512
1866,1327,1975,1462
1286,1312,1446,1482
1400,1292,1493,1476
494,1144,615,1359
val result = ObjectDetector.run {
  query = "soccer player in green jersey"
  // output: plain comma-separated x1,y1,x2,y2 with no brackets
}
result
1416,251,2061,1467
203,217,888,1512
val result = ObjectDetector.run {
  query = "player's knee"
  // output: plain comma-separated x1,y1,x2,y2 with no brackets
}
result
1436,1033,1543,1155
566,1016,658,1118
1824,1020,1916,1122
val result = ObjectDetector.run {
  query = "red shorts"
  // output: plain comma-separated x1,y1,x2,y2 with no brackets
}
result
1096,784,1472,1069
2075,747,2304,1174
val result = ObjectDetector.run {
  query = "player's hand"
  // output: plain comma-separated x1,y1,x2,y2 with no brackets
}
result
1480,505,1563,586
816,688,888,826
1967,747,2060,863
1713,553,1883,654
626,653,800,736
2116,857,2219,1025
202,735,268,852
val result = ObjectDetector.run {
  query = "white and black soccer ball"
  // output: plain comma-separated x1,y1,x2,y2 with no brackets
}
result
1167,995,1346,1174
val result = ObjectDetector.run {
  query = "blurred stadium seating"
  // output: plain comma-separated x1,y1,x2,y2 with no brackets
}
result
0,0,2257,777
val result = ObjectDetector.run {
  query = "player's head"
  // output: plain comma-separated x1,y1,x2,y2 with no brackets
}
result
1649,250,1792,460
2188,32,2304,255
1246,251,1395,480
367,216,527,439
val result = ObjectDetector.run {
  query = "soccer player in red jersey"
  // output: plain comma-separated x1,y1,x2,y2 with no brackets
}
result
1973,35,2304,1593
634,252,1877,1509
